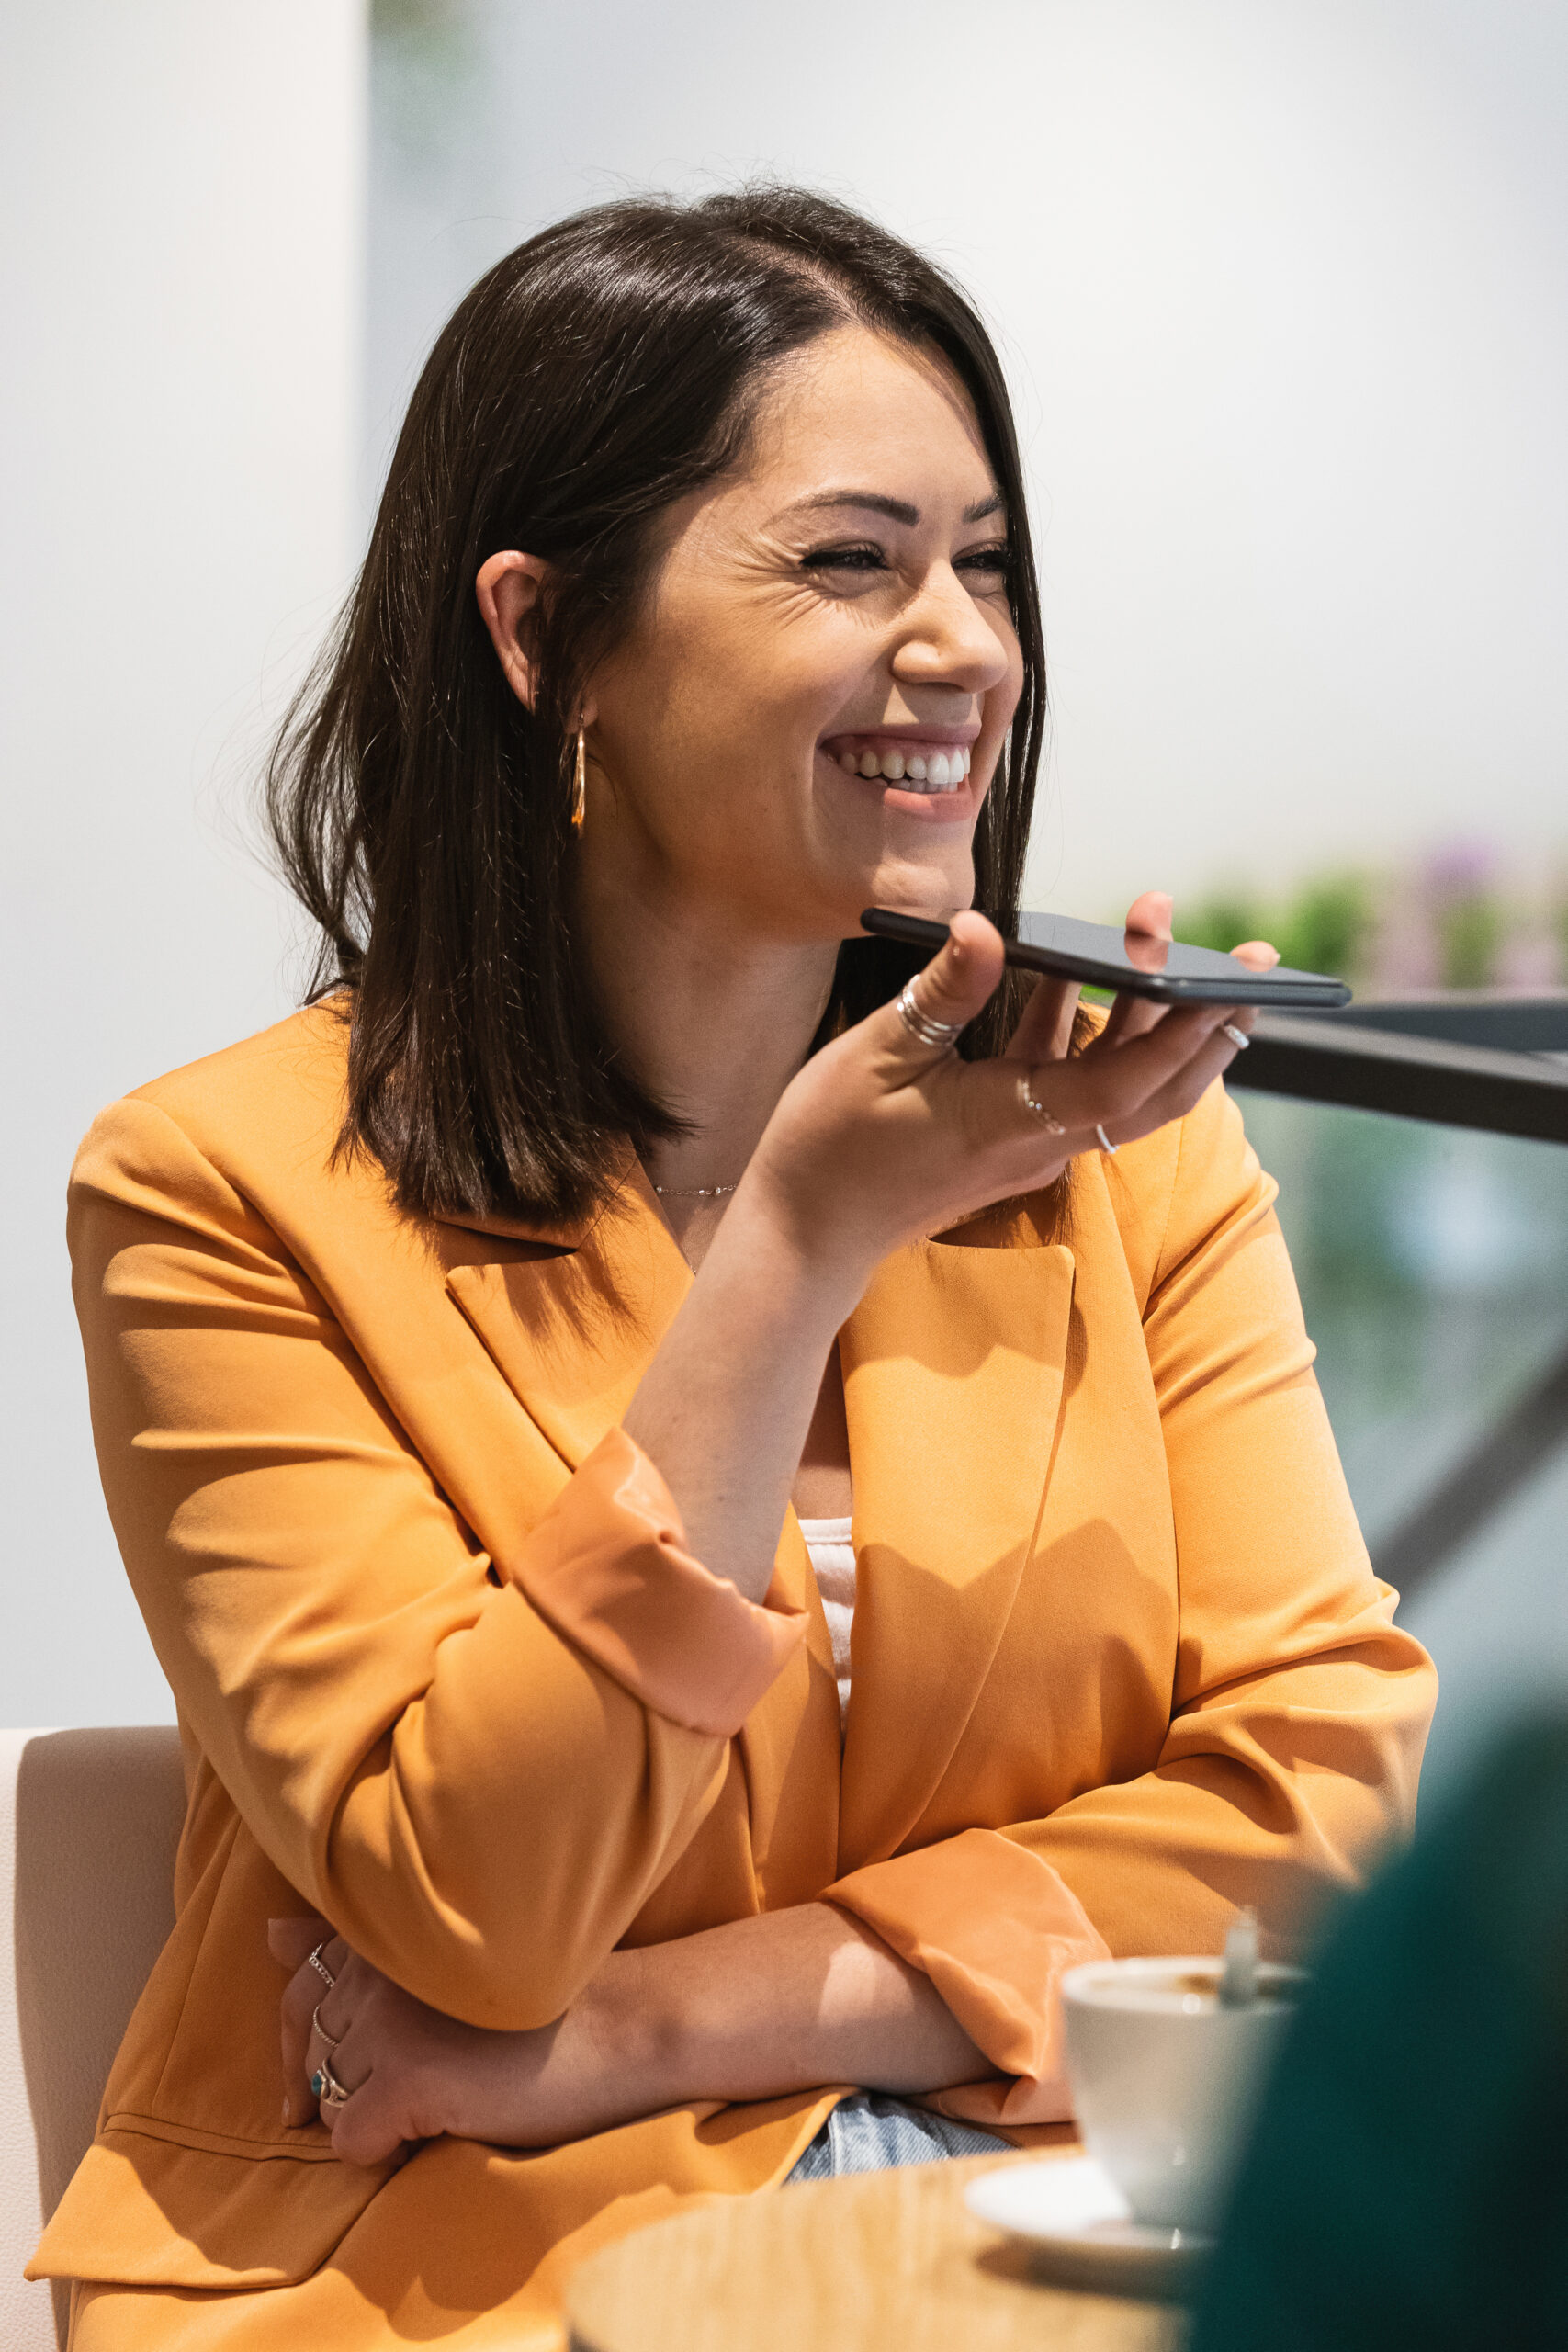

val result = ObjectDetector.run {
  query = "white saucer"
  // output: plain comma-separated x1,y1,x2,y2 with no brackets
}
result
964,2156,1213,2298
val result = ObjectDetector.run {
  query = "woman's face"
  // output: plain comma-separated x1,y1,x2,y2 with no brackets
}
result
580,323,1024,945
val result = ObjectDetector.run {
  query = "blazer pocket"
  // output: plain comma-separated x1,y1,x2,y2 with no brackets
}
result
28,2115,397,2290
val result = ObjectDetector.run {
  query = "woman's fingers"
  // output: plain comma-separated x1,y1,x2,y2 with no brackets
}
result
1232,938,1281,971
271,1916,347,2128
1124,888,1174,941
1096,986,1167,1050
327,2072,410,2170
1089,1007,1255,1148
267,1915,330,1973
272,1913,328,2125
1003,1000,1243,1144
1099,890,1178,1048
877,910,1004,1074
270,1925,432,2165
1003,972,1080,1065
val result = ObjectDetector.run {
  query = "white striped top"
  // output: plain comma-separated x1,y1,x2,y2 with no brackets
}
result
798,1514,855,1729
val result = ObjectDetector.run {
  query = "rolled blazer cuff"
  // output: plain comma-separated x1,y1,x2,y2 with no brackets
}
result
826,1828,1111,2126
501,1425,807,1737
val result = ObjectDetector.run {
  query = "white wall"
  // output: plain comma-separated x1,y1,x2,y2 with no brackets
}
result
371,0,1568,918
1,4,367,1726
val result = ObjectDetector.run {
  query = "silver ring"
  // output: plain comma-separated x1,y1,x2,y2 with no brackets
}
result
310,2002,340,2053
306,1939,335,1992
1020,1070,1066,1136
310,2057,352,2111
896,978,966,1051
1222,1023,1250,1051
1095,1124,1119,1156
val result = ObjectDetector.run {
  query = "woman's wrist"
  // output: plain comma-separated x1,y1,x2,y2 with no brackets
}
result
562,1944,683,2120
706,1173,874,1326
576,1907,989,2118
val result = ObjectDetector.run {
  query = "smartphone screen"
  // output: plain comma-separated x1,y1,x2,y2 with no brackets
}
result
860,908,1352,1010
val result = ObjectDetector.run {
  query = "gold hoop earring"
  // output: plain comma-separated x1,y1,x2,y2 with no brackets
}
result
570,726,587,834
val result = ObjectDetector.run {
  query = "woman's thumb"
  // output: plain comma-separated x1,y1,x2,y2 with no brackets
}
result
884,910,1003,1053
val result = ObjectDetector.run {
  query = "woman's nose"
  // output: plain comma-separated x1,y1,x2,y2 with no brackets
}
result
891,562,1011,695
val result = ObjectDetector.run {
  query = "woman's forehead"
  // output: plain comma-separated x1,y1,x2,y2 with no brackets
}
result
742,325,999,513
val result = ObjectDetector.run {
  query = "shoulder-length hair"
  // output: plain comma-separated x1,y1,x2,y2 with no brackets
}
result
266,185,1048,1224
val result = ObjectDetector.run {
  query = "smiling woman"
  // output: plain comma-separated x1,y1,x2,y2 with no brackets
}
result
265,191,1044,1229
38,187,1435,2352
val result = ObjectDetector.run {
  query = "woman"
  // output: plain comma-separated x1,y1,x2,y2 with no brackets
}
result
34,187,1434,2348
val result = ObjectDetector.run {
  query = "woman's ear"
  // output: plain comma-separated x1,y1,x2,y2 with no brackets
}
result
476,550,553,709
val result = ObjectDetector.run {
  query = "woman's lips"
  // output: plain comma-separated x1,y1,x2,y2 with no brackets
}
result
821,738,974,793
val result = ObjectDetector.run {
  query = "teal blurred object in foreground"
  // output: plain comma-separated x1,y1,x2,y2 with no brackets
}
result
1189,1715,1568,2350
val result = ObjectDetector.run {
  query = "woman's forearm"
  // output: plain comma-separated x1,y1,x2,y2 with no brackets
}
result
288,1903,991,2165
620,1195,863,1604
592,1902,987,2113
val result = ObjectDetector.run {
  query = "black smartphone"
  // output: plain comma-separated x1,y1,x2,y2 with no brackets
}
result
860,908,1352,1010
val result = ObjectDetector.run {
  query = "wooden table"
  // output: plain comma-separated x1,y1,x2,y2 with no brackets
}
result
565,2149,1183,2352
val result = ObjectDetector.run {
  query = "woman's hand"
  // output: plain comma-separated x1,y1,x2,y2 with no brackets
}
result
267,1917,639,2168
743,890,1274,1290
268,1899,993,2170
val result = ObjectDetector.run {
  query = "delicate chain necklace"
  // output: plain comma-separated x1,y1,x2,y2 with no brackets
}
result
650,1178,740,1199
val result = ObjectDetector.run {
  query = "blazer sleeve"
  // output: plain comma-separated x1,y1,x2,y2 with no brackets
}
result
68,1094,804,2030
827,1080,1438,2126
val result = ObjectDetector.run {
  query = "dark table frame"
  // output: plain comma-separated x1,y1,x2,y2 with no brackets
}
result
1230,994,1568,1601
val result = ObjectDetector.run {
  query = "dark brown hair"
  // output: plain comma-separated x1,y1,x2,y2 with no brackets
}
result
266,185,1048,1223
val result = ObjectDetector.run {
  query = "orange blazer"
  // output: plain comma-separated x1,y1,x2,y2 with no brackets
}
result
34,1002,1435,2351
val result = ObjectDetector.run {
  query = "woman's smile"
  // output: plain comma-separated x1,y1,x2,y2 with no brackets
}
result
818,728,982,821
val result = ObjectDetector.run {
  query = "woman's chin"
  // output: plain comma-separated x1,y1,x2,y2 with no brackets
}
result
857,854,974,925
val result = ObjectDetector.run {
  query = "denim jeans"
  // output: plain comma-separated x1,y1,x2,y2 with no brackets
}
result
784,2091,1010,2182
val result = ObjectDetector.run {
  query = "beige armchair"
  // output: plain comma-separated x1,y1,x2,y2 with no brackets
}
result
0,1728,185,2352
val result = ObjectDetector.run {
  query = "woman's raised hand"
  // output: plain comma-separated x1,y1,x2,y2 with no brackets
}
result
744,894,1269,1290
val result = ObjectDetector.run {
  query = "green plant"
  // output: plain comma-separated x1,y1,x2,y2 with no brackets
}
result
1178,876,1371,981
1272,876,1374,982
1437,892,1505,990
1180,893,1269,958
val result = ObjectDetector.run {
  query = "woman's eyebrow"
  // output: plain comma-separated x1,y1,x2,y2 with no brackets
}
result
783,489,1006,526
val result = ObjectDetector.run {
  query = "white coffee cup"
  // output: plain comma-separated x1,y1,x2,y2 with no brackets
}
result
1061,1955,1304,2234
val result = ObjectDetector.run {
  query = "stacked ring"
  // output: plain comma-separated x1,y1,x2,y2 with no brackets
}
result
306,1939,336,1991
1222,1023,1250,1051
1095,1125,1119,1157
895,978,966,1051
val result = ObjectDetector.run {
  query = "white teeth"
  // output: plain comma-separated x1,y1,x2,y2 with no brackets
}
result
832,744,971,788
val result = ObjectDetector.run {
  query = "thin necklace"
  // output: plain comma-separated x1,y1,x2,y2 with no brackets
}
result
650,1178,740,1199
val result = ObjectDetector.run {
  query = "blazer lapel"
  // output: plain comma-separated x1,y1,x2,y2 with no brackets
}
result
835,1236,1076,1873
444,1176,693,1472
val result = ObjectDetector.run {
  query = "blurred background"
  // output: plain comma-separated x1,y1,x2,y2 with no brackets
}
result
4,0,1565,1802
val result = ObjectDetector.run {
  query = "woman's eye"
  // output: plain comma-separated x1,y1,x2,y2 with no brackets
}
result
955,542,1011,580
799,542,886,573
